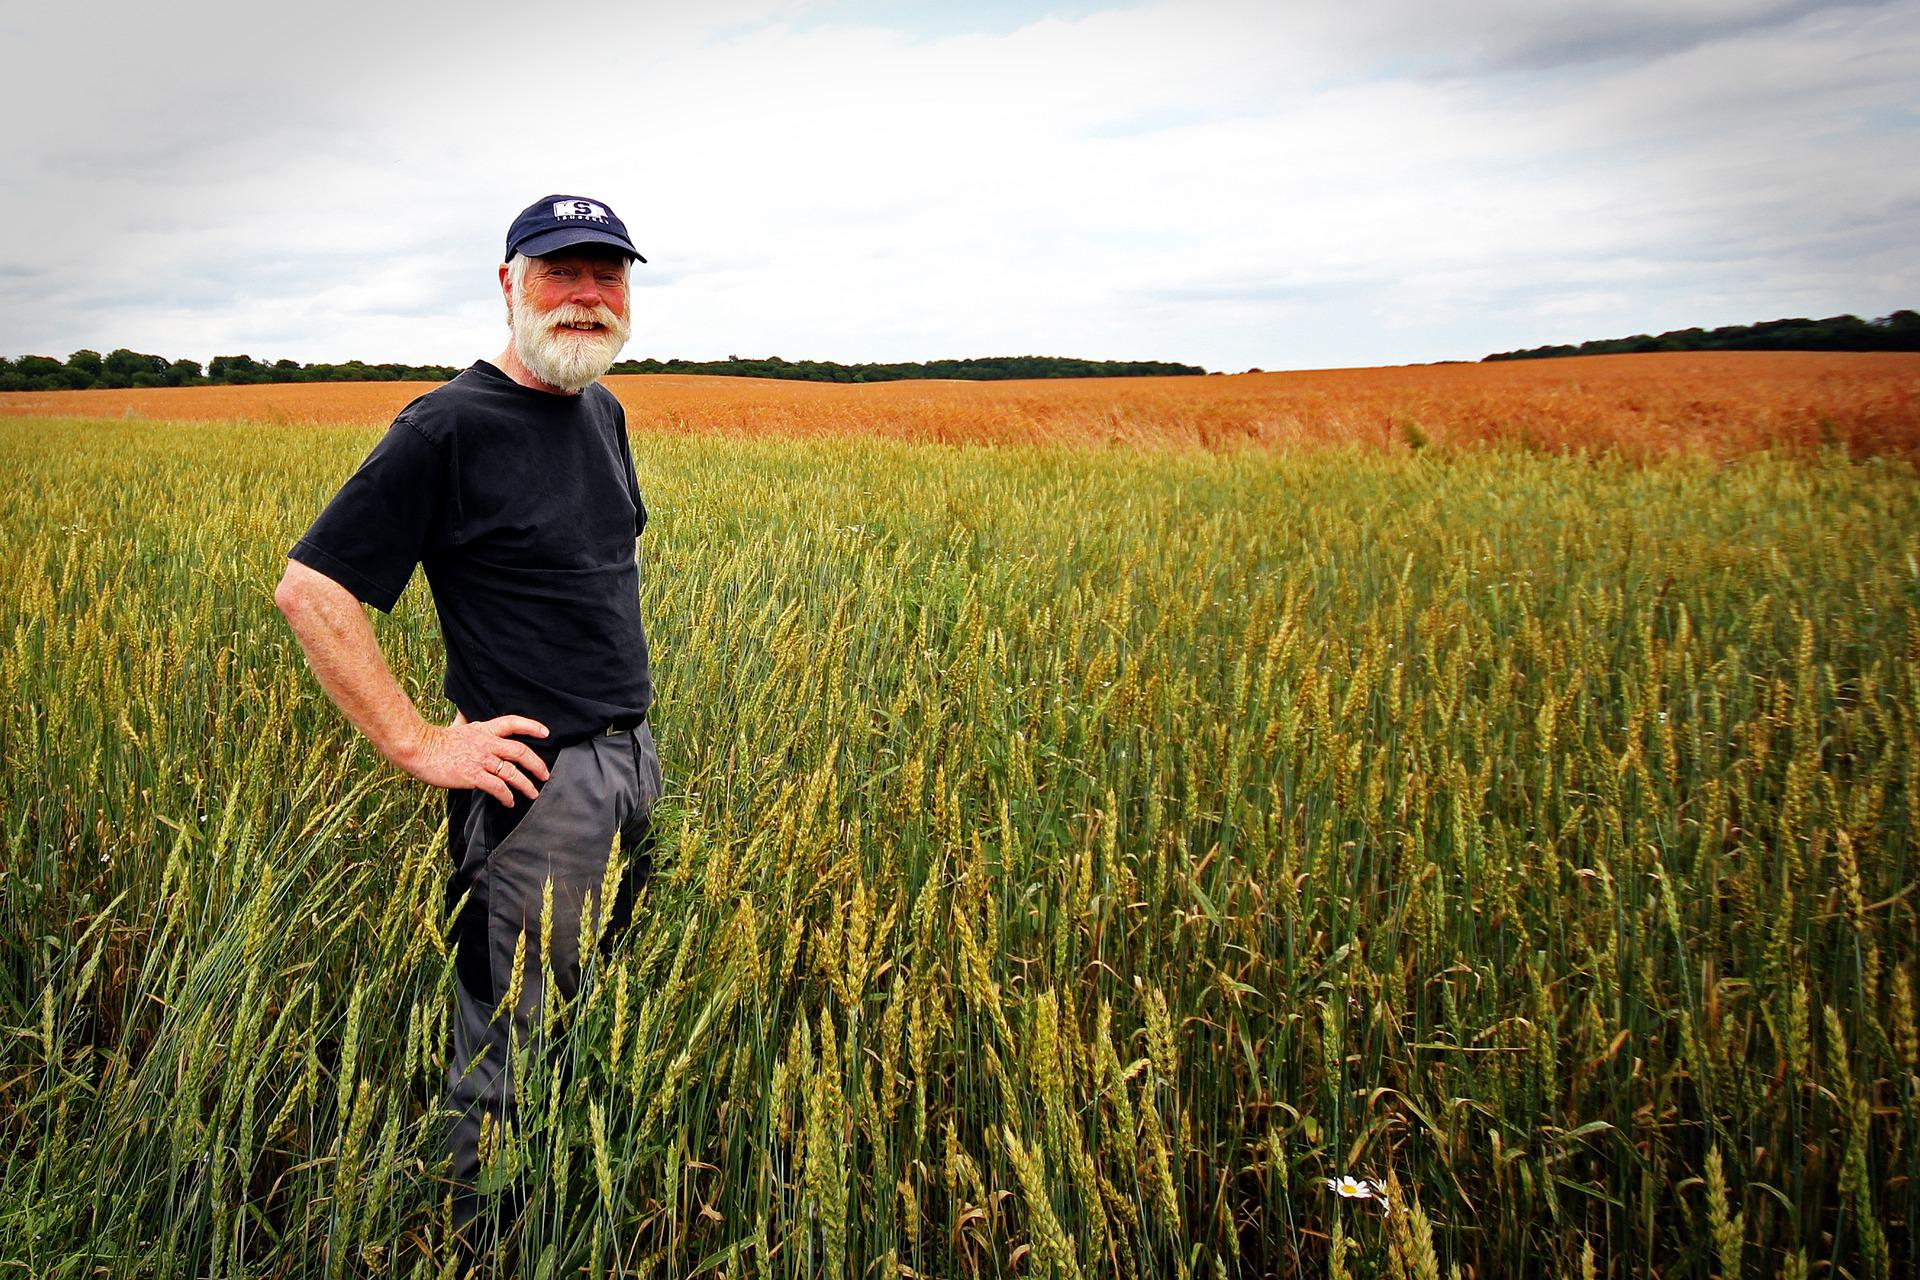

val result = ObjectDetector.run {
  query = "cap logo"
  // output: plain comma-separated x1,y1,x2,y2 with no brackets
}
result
553,199,610,222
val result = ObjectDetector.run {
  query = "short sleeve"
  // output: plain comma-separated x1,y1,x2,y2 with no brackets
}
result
288,414,449,613
616,406,647,536
629,457,648,537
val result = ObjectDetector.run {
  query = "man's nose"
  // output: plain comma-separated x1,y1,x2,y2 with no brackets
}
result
569,279,605,306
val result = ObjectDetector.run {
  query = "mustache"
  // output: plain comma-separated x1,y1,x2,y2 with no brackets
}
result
537,302,626,334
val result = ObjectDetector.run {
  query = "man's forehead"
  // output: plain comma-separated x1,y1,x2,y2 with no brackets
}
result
529,247,630,268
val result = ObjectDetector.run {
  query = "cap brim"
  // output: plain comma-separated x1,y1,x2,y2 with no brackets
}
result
513,227,646,263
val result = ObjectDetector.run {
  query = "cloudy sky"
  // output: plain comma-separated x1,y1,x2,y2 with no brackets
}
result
1,0,1915,372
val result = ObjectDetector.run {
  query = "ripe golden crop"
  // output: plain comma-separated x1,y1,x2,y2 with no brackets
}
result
3,349,1916,458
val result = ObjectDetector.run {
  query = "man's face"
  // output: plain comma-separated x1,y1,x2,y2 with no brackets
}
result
504,248,633,392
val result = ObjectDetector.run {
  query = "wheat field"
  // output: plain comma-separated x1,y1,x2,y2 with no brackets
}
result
2,351,1915,456
1,360,1917,1278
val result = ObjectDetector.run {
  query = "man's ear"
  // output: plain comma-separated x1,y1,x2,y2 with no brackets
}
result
498,262,513,322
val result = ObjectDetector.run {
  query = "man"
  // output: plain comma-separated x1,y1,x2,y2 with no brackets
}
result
273,194,662,1254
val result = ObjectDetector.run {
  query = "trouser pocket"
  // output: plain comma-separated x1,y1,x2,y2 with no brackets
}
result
602,724,663,941
444,787,496,1005
632,721,664,815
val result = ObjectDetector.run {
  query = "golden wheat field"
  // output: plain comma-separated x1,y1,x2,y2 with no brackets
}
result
3,350,1917,457
2,356,1918,1279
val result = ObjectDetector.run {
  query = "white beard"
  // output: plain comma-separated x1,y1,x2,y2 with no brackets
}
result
510,296,631,392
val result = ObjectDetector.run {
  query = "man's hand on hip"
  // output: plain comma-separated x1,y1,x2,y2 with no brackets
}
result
402,711,552,806
272,563,554,805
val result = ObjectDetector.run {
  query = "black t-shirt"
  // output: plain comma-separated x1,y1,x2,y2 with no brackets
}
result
289,359,651,771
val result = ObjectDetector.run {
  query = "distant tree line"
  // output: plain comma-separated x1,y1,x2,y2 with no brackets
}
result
606,354,1207,382
0,349,1205,391
1485,310,1920,361
0,350,459,391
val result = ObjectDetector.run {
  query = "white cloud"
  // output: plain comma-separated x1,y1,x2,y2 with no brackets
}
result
0,0,1914,370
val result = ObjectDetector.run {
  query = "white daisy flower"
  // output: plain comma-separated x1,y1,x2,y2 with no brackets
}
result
1325,1176,1391,1212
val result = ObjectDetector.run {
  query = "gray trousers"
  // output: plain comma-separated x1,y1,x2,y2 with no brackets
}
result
440,722,662,1240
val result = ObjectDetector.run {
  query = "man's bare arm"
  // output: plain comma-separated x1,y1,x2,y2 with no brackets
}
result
272,559,550,806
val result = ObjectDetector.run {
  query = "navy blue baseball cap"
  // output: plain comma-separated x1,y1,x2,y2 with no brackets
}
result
505,194,646,263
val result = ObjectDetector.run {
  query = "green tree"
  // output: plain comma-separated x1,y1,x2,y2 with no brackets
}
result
101,349,168,389
14,355,68,389
65,350,103,386
208,354,264,384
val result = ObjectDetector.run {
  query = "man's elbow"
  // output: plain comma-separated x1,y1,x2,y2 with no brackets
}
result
275,560,346,621
273,565,307,619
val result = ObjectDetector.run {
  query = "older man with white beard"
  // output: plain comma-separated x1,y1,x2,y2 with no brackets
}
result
273,194,661,1263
